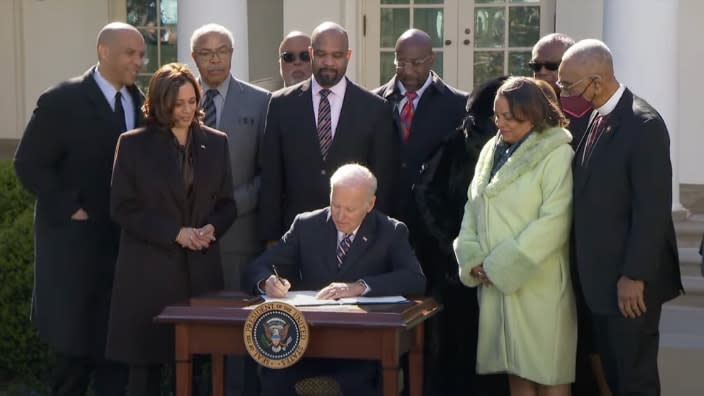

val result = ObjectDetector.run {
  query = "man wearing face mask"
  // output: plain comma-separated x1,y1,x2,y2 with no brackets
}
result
559,39,682,396
530,33,589,148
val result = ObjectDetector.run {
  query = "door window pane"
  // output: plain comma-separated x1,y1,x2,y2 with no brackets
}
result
476,0,503,3
508,51,532,77
381,52,396,84
508,6,540,47
474,7,505,48
382,0,410,4
510,0,540,3
381,8,410,48
414,8,444,47
474,51,504,87
127,0,178,92
432,52,443,78
416,0,444,4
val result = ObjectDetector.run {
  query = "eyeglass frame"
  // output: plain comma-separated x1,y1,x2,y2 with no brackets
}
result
528,61,561,72
556,75,599,96
393,55,432,69
194,46,234,61
280,51,311,63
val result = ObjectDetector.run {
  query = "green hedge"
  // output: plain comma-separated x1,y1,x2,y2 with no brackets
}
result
0,160,52,388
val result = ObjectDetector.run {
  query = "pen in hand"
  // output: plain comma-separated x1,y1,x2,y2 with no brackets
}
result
268,265,290,297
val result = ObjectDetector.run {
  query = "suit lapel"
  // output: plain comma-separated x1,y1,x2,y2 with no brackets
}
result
339,211,376,274
82,68,122,136
296,80,323,160
573,92,628,197
323,210,341,273
219,77,240,131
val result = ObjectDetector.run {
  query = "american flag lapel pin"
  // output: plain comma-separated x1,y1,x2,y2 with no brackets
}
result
362,236,368,242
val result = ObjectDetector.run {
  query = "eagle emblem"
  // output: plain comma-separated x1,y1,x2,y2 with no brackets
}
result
261,318,293,353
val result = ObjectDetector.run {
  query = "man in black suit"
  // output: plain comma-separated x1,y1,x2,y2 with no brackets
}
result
248,163,426,396
258,21,399,243
13,22,145,395
558,39,683,396
372,29,475,396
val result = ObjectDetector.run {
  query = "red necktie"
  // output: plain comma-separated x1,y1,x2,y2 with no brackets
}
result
399,91,417,143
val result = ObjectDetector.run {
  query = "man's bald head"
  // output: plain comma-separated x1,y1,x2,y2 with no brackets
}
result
310,22,351,87
96,22,144,89
530,33,575,87
97,22,142,48
395,29,432,52
394,29,435,91
279,31,311,53
311,22,349,50
558,39,619,108
561,39,614,78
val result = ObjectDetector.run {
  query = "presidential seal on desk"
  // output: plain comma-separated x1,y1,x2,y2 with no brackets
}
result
243,301,309,369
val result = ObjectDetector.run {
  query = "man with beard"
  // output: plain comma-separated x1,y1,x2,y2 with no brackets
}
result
190,23,271,396
278,31,312,87
14,22,145,395
258,21,398,243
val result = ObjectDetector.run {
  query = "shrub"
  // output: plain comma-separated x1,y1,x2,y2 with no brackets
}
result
0,160,52,387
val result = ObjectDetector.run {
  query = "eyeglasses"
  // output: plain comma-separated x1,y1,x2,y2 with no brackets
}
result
195,46,233,60
393,56,431,69
528,61,561,72
280,51,311,63
556,75,597,95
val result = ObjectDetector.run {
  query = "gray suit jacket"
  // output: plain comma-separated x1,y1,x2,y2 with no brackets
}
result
216,76,271,254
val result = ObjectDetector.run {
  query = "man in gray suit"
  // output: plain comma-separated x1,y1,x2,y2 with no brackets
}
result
191,23,271,396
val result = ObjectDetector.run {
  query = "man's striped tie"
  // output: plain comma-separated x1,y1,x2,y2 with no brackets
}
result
202,89,218,128
336,233,353,268
317,89,333,159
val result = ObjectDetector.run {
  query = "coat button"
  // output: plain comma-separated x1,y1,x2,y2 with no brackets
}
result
321,169,326,175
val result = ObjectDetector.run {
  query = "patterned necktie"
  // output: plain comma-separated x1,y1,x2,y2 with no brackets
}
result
399,91,417,143
336,233,353,268
581,114,605,165
317,89,333,159
114,91,127,132
202,89,218,128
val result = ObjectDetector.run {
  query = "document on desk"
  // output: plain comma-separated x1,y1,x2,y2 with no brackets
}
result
262,290,408,306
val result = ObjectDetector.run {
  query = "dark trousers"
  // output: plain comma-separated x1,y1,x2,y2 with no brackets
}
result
126,365,162,396
591,303,662,396
51,353,128,396
259,358,380,396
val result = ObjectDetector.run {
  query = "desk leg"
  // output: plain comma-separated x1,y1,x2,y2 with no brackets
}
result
382,331,400,396
175,325,193,396
211,353,225,396
408,324,424,396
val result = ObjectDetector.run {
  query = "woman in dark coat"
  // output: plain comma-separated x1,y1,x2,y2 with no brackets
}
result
106,63,237,395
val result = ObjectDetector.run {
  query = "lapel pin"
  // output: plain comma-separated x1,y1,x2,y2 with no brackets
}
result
362,236,368,242
200,144,206,149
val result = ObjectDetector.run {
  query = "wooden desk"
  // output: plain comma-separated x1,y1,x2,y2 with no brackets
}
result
156,296,440,396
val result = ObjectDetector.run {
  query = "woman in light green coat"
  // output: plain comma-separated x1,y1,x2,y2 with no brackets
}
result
454,77,576,396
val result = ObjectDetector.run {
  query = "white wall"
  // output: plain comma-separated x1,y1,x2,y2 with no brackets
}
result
0,1,21,139
21,0,109,126
555,0,603,40
678,1,704,184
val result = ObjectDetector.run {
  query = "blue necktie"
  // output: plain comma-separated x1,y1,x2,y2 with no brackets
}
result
336,233,353,268
202,89,218,128
114,91,127,132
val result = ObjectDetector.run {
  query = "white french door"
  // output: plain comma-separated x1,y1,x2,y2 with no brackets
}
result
361,0,556,91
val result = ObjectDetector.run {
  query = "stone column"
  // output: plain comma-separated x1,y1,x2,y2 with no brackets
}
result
177,0,249,81
603,0,688,219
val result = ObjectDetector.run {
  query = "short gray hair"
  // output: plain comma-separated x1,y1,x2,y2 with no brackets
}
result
190,23,234,52
562,39,614,71
329,164,377,197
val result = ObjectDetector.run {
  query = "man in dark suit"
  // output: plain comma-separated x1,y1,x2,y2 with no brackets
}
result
258,21,399,243
248,163,425,396
372,29,475,396
13,22,145,395
190,23,271,396
559,39,683,396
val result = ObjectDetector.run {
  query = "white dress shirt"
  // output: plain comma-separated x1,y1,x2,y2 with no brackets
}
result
93,66,135,131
